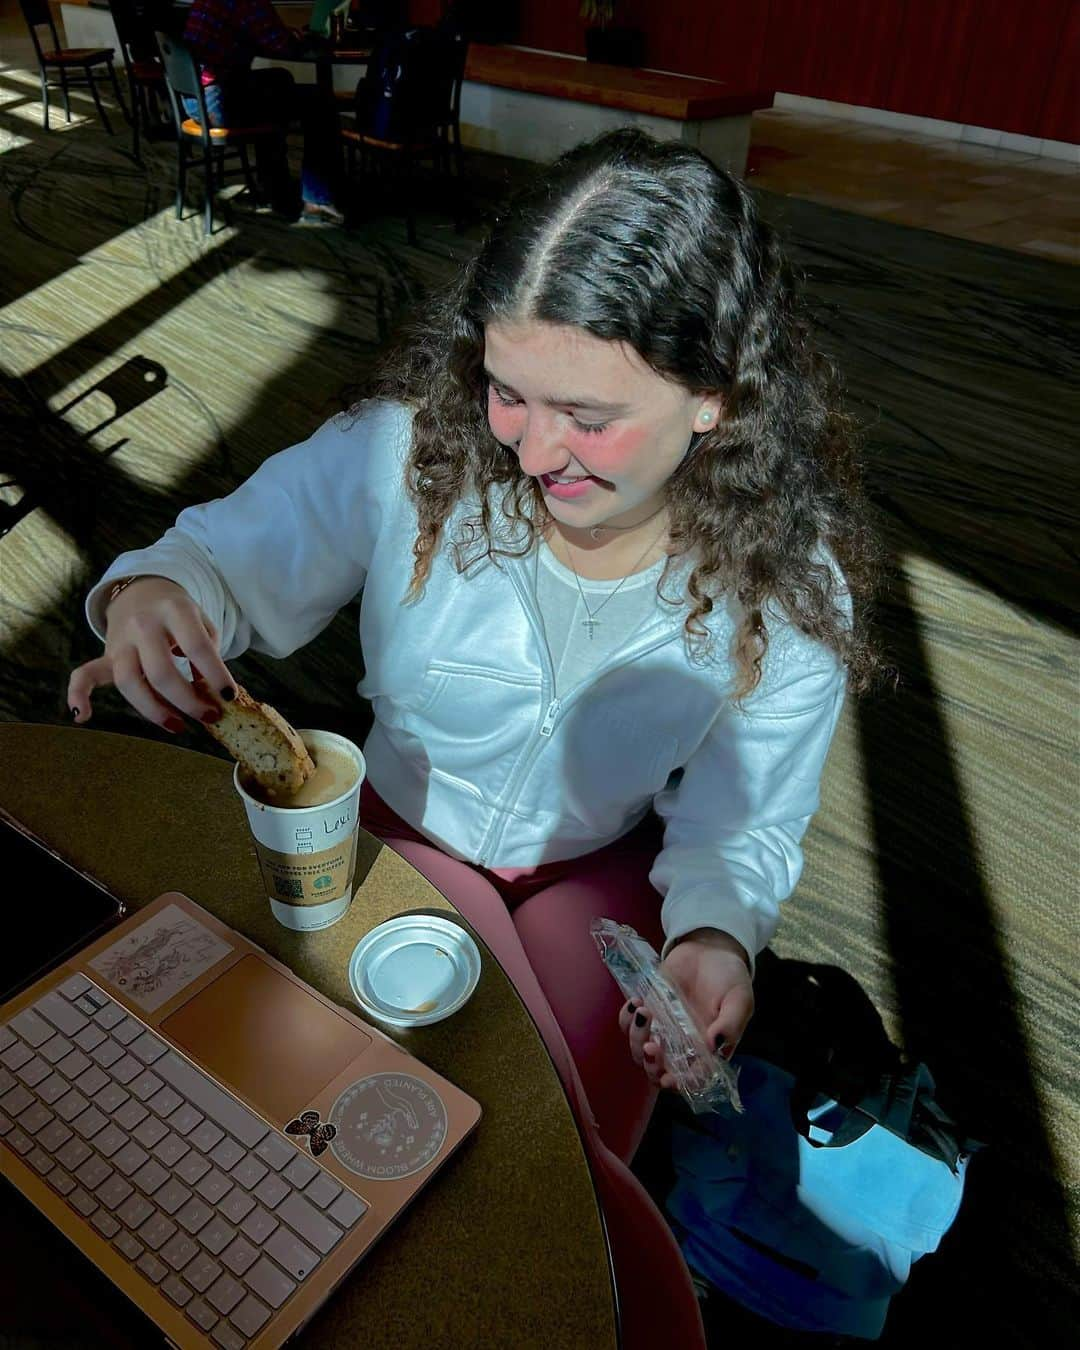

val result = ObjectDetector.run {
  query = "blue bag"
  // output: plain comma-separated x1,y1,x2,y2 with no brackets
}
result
665,959,981,1340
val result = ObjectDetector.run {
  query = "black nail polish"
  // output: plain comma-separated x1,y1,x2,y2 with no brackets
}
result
70,707,79,719
634,1012,647,1029
220,686,235,702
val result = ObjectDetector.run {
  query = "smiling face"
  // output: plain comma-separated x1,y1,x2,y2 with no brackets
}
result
484,319,721,533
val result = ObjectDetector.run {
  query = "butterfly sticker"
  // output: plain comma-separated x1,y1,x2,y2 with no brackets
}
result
285,1109,338,1156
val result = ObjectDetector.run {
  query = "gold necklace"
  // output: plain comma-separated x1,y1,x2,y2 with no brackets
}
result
588,502,665,541
560,524,668,640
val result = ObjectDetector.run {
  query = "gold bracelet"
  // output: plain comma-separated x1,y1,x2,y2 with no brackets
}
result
106,576,140,605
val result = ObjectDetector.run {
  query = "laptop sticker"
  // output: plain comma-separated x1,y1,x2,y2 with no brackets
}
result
89,903,233,1012
285,1109,337,1156
329,1073,448,1180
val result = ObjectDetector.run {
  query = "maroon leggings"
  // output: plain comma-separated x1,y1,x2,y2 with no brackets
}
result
360,780,666,1163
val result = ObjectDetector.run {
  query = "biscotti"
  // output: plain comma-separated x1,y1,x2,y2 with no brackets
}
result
195,680,314,796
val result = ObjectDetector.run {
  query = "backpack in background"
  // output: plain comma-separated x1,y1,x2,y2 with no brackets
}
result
354,27,463,144
665,956,982,1340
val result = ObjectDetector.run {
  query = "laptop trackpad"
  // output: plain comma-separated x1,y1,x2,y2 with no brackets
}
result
161,954,371,1123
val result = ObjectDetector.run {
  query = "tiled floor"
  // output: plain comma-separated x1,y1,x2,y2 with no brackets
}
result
746,107,1079,264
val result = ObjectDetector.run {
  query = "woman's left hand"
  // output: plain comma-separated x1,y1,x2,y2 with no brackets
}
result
620,928,754,1090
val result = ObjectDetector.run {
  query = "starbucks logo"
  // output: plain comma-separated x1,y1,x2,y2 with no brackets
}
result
328,1073,448,1180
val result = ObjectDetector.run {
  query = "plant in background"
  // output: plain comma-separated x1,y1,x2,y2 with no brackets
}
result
580,1,616,27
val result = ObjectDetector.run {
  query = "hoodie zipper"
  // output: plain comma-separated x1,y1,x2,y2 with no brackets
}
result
539,698,562,736
474,560,557,866
473,555,681,866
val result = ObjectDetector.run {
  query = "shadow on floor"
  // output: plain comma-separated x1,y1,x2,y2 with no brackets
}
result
0,106,1076,1349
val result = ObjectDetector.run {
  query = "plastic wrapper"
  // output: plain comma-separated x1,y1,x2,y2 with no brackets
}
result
592,918,742,1115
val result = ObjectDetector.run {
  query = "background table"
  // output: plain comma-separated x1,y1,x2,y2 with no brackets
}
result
0,722,619,1350
254,44,371,98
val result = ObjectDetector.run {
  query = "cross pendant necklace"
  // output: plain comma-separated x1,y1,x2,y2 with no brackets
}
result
563,523,668,640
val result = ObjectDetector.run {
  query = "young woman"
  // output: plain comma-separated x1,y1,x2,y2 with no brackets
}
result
68,129,876,1169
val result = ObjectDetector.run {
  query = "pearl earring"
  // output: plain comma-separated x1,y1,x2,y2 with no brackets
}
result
700,411,712,424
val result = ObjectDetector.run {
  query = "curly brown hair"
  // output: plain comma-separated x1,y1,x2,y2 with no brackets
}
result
371,129,880,697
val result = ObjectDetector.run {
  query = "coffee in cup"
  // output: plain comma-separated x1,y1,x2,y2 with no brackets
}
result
241,740,359,810
234,730,366,931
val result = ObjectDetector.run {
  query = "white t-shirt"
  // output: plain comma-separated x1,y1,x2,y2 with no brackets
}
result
534,540,667,695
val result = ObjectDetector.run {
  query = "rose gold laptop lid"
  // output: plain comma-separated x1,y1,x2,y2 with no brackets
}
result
0,891,482,1350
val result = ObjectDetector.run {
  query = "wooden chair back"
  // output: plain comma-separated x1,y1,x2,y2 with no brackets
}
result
18,0,61,64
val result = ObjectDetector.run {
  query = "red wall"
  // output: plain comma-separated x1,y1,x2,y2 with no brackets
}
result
415,0,1078,143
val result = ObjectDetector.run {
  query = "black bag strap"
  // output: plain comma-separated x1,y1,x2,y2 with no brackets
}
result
733,953,983,1171
791,1060,983,1172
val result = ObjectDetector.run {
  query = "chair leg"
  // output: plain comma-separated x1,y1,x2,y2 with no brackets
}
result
106,60,127,123
238,143,256,197
123,73,136,127
128,77,141,161
152,86,170,133
87,68,113,135
203,147,214,236
453,127,465,182
59,69,71,123
39,68,49,131
176,143,188,220
217,145,231,214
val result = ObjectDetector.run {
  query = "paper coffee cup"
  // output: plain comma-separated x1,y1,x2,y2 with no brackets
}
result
234,730,366,932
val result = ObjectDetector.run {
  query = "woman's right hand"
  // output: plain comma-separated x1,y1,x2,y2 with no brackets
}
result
67,576,237,732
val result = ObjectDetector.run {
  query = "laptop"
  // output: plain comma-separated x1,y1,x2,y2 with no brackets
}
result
0,811,128,1005
1,834,482,1349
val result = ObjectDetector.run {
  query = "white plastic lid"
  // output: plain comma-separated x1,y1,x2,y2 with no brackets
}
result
348,915,481,1027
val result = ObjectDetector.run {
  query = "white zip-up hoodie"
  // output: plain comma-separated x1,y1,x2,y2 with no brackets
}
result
87,402,847,967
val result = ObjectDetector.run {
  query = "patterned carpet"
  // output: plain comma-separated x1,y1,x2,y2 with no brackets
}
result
1,56,1078,1348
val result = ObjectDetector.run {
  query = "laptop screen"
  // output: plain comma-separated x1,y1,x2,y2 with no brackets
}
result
1,814,124,1002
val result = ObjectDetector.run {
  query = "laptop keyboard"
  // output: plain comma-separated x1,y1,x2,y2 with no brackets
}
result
0,972,368,1347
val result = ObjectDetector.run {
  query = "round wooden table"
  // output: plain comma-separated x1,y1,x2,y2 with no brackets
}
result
0,722,618,1350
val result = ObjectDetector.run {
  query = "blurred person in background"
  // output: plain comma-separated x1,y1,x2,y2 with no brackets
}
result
182,0,344,224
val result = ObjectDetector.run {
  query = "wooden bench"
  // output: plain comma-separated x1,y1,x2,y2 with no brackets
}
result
460,44,774,172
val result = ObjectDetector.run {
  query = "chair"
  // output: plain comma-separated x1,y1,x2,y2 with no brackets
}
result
537,990,708,1350
106,0,172,162
155,30,278,237
480,918,708,1350
342,25,468,244
19,0,127,135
